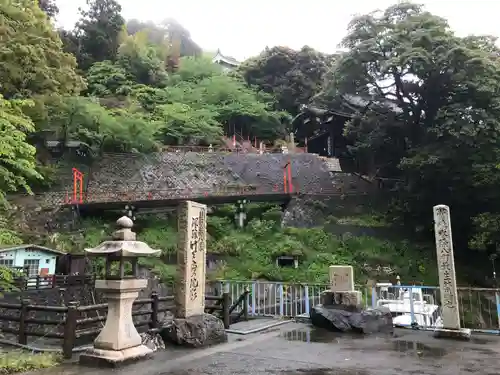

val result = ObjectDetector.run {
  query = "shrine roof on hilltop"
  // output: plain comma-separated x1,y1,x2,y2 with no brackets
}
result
212,49,240,66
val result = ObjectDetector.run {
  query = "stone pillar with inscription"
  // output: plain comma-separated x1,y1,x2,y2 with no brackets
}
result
320,265,362,307
433,205,471,340
160,201,227,347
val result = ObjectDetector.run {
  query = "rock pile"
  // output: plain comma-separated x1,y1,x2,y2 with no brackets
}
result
310,304,393,334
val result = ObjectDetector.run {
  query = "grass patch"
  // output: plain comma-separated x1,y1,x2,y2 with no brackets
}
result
0,351,60,374
328,214,389,227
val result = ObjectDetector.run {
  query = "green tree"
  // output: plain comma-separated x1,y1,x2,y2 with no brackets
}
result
75,0,125,70
240,46,335,115
86,60,132,97
116,31,168,87
323,2,500,252
0,0,84,99
32,95,159,153
0,96,41,203
150,57,287,143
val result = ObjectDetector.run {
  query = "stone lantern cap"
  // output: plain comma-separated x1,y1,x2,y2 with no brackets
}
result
85,216,160,257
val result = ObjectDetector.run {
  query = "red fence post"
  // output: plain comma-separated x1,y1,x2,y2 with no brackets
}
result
288,162,293,193
72,168,84,203
283,169,287,193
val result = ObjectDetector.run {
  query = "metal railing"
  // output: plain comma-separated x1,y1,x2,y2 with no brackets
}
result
214,281,500,334
213,281,370,318
367,285,500,334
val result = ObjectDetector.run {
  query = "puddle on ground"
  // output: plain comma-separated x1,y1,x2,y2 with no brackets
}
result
471,337,492,345
279,369,369,375
391,340,447,358
281,327,389,343
281,327,449,358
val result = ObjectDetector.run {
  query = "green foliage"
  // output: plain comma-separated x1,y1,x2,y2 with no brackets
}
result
74,0,125,70
240,46,335,115
0,0,84,99
126,18,202,58
116,31,168,87
0,351,60,374
0,96,41,203
0,266,20,297
86,61,132,97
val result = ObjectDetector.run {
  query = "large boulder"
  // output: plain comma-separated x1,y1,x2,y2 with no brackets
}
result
310,304,393,334
159,313,227,348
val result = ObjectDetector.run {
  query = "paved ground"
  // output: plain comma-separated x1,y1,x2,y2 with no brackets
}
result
37,323,500,375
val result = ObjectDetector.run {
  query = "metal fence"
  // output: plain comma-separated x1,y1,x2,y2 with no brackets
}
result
213,281,500,334
211,281,371,318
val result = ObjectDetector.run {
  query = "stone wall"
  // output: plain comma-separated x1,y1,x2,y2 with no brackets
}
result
86,152,246,201
87,152,346,197
223,153,332,192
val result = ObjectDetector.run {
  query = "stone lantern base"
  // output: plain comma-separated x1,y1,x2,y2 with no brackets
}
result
79,345,153,367
79,279,153,367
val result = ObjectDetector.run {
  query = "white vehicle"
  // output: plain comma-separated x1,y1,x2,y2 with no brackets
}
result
375,283,443,329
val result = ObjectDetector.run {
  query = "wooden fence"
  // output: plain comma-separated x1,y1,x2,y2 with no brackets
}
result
7,275,95,292
0,289,249,359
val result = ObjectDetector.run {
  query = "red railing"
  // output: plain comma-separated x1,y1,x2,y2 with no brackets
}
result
45,185,373,206
59,184,289,205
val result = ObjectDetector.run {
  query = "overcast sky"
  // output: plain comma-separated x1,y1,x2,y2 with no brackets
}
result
56,0,500,61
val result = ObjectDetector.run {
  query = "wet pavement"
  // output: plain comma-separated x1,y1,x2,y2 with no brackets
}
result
34,323,500,375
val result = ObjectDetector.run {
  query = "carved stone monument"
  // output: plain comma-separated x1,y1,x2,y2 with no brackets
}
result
80,216,160,367
176,200,207,317
432,205,471,340
321,265,361,306
160,201,227,347
312,265,392,333
330,265,354,291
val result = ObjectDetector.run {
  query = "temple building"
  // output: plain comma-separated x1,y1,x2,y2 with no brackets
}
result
292,94,402,172
212,49,240,70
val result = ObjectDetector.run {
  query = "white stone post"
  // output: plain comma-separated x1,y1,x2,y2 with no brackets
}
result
176,200,207,318
289,132,295,151
433,204,471,339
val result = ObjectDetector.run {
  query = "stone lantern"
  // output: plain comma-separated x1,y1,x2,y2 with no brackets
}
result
79,216,160,366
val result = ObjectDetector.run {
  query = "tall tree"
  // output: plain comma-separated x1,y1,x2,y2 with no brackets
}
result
240,46,335,115
322,2,500,252
0,0,84,99
75,0,125,70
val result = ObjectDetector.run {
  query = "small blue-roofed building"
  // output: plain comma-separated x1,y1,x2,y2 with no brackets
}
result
0,244,66,277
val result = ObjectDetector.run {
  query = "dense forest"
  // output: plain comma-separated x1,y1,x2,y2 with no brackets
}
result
2,0,500,284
